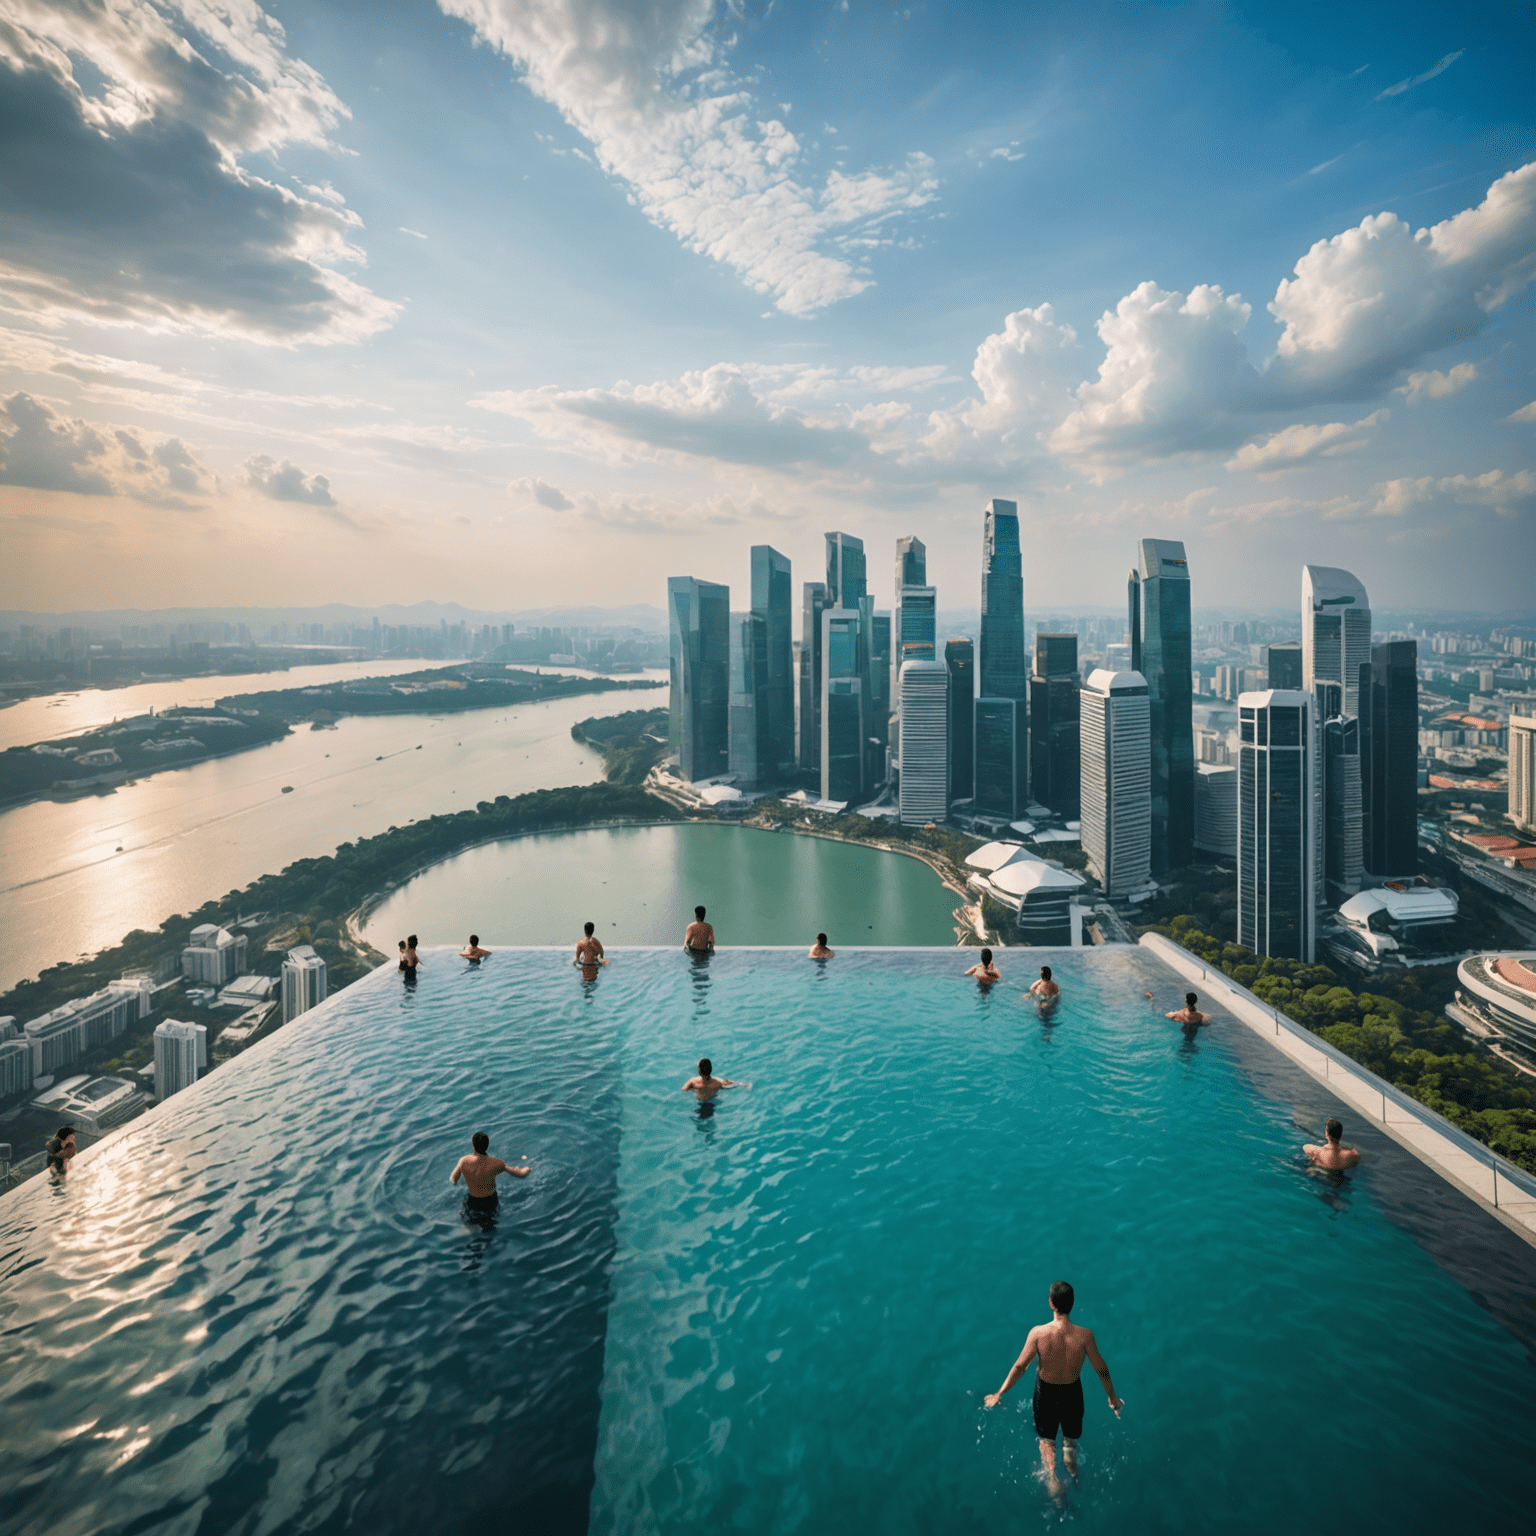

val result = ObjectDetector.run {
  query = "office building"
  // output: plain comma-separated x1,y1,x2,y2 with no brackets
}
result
978,499,1027,814
825,531,867,609
893,535,926,699
667,575,730,782
896,586,937,670
282,945,328,1024
23,983,144,1079
728,610,769,790
750,545,794,776
870,610,892,770
1195,763,1238,858
798,582,828,774
898,660,949,825
1366,639,1418,878
1081,669,1151,898
1302,565,1372,719
153,1019,201,1102
1030,633,1081,817
181,924,247,986
1129,539,1193,873
1237,690,1317,962
1267,641,1303,690
0,1038,32,1098
946,638,975,802
1512,714,1536,834
1323,714,1364,901
821,607,866,803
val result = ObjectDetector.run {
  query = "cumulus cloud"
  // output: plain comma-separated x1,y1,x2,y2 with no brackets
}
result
1224,410,1387,473
243,454,336,505
1369,468,1533,517
510,475,574,510
438,0,937,313
1396,363,1478,403
0,391,209,503
0,2,398,343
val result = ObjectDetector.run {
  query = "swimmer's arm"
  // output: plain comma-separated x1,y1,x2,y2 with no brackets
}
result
1302,1143,1320,1162
449,1157,465,1185
1084,1331,1122,1415
984,1331,1038,1407
496,1158,530,1179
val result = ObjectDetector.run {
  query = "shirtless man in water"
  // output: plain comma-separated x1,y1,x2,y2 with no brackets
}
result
1304,1118,1361,1172
684,905,715,954
985,1281,1123,1492
808,933,835,959
575,921,608,971
682,1058,749,1101
1165,992,1210,1026
965,948,1001,985
1028,965,1060,1003
449,1131,529,1210
460,934,491,960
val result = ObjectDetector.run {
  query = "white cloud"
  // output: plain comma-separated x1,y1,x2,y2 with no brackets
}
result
438,0,937,313
510,475,574,511
1374,50,1463,101
399,227,428,239
1369,468,1533,517
1396,362,1477,403
0,391,210,504
1507,400,1536,423
1224,410,1387,473
243,454,336,506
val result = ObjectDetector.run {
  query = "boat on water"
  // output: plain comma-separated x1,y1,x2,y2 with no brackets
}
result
281,785,294,793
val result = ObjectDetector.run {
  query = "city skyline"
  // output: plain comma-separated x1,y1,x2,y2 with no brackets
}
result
1,2,1533,614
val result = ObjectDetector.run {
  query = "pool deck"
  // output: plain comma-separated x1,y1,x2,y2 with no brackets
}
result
1141,933,1536,1250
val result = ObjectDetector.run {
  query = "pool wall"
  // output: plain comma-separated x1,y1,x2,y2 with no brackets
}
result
1141,933,1536,1248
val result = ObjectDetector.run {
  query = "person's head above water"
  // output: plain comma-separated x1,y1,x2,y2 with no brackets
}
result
584,921,595,936
1185,992,1198,1009
1326,1118,1343,1144
472,1131,489,1153
817,933,828,946
698,1057,712,1077
694,906,706,921
1040,965,1052,981
54,1125,75,1141
408,934,418,948
1049,1280,1074,1315
398,939,406,950
468,934,479,946
980,948,993,966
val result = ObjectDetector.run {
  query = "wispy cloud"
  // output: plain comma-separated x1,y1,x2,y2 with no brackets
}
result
1396,363,1477,404
1374,49,1464,101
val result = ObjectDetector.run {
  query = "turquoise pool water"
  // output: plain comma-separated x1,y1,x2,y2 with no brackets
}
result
2,949,1533,1534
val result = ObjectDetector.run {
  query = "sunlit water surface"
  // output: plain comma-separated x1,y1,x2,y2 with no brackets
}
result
1,949,1533,1536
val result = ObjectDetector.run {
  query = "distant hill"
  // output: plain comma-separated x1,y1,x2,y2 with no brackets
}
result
0,601,670,633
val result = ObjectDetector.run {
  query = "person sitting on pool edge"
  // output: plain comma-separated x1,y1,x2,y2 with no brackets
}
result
461,934,491,960
576,921,608,970
1166,992,1210,1026
684,906,715,955
1028,965,1060,1003
449,1131,530,1211
809,933,835,959
984,1280,1123,1494
1304,1118,1361,1172
682,1058,749,1101
965,949,1001,986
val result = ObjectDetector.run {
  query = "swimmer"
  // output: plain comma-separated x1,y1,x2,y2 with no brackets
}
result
1304,1118,1361,1172
809,932,835,959
684,905,715,954
1028,965,1060,1003
449,1131,530,1211
965,948,1001,985
1165,992,1210,1026
45,1125,76,1179
575,921,609,970
403,935,422,973
984,1281,1123,1495
682,1057,750,1101
461,934,491,960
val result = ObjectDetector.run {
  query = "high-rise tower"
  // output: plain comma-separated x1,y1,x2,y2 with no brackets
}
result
825,532,867,609
945,638,975,803
1129,538,1193,873
977,498,1026,815
797,581,827,775
728,609,769,790
898,660,949,826
821,606,866,803
1302,565,1371,719
1366,639,1418,878
1030,632,1080,817
1081,669,1151,898
750,545,793,776
667,575,730,782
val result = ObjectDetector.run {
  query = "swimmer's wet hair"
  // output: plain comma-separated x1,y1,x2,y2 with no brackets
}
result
980,948,993,964
695,905,706,920
469,935,479,946
1326,1118,1343,1142
1041,965,1052,980
699,1058,712,1076
1185,992,1198,1007
584,921,595,936
817,933,827,945
55,1125,75,1140
408,934,418,947
472,1131,489,1153
1049,1280,1074,1314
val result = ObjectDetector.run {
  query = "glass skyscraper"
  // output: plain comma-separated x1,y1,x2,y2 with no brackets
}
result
897,660,949,826
977,498,1026,815
1323,713,1363,901
1302,565,1372,720
1130,538,1193,873
1030,632,1080,817
1237,689,1316,962
945,638,974,803
821,607,866,803
668,575,730,782
750,545,794,777
728,610,768,790
1081,668,1150,898
797,581,827,775
897,586,936,668
1366,639,1418,877
825,532,867,609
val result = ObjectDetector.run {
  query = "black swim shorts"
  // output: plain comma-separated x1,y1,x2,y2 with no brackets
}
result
1032,1377,1084,1441
464,1193,499,1213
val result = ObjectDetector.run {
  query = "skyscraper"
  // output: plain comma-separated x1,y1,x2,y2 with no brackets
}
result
945,638,975,803
1510,714,1536,834
750,545,794,775
728,609,768,790
1129,538,1193,873
1195,763,1238,858
281,945,327,1024
869,609,892,779
1237,690,1317,962
821,607,866,803
153,1019,201,1101
668,576,730,782
1081,669,1151,898
798,581,827,774
825,531,867,609
893,535,926,701
898,660,949,825
1030,632,1080,817
977,498,1026,813
1366,639,1418,877
896,586,937,669
1323,714,1364,901
1302,565,1372,719
1267,641,1303,690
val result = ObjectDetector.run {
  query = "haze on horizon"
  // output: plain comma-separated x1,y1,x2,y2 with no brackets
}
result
1,0,1532,617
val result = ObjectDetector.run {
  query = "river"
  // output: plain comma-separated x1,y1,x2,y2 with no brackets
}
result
0,659,664,750
360,824,963,951
0,684,664,992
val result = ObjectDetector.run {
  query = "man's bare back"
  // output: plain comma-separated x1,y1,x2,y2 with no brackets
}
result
683,1057,748,1101
1304,1118,1361,1171
576,936,606,966
450,1144,530,1198
684,920,715,953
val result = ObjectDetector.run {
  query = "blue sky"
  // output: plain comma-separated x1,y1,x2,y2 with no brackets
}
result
1,0,1532,616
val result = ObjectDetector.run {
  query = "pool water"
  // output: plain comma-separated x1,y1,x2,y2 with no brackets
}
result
2,949,1533,1535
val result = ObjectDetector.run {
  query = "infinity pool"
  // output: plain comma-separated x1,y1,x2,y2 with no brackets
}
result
2,949,1533,1534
